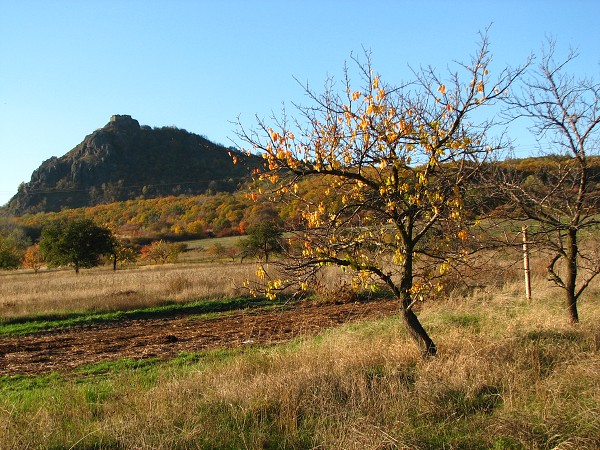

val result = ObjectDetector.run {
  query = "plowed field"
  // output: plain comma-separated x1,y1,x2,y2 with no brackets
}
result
0,299,398,376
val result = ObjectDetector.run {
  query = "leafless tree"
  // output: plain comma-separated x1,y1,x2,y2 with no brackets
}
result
498,40,600,323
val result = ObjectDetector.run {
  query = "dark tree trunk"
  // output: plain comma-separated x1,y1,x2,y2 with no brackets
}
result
401,306,437,357
398,245,437,357
113,254,117,271
565,229,579,324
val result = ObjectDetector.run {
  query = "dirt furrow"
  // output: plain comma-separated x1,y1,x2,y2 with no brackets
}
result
0,299,398,376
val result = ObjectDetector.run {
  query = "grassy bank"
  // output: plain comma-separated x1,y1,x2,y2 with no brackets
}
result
1,278,598,449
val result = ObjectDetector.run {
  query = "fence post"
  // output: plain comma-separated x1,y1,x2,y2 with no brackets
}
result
522,225,532,300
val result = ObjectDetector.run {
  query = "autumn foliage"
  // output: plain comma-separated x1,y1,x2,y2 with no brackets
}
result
237,36,526,355
22,244,44,272
140,240,185,264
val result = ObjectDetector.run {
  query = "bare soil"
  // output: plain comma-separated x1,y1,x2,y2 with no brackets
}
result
0,299,398,376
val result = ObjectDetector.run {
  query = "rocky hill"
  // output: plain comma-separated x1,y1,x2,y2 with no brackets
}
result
5,115,260,215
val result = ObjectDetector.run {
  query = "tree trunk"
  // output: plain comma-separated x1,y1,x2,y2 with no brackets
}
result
565,229,579,324
401,306,437,357
398,247,437,357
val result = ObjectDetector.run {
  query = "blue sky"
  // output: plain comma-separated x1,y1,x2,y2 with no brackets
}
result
1,0,599,207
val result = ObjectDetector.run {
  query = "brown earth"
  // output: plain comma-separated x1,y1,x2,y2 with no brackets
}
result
0,299,399,376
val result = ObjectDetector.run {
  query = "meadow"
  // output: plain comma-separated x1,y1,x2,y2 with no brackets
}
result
0,244,598,449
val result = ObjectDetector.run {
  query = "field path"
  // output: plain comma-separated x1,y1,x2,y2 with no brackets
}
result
0,299,398,376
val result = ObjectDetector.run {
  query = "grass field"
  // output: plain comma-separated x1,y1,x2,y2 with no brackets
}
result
0,246,598,449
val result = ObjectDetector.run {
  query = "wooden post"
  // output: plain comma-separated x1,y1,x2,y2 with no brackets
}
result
522,225,531,300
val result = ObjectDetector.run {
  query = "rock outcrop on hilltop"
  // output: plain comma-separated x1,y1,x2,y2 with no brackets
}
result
6,115,259,215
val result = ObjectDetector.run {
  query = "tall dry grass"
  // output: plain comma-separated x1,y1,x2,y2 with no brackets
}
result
1,273,598,449
0,262,258,320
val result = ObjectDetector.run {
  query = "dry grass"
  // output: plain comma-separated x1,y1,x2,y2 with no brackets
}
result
0,262,257,320
1,271,598,449
1,246,598,448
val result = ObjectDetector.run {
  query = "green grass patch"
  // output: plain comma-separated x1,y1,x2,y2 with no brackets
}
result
437,311,483,332
0,296,274,336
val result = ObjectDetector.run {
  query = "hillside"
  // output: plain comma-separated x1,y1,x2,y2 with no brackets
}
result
4,115,260,215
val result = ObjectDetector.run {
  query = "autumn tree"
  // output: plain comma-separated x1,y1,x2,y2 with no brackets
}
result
22,244,44,272
110,239,138,270
208,243,227,260
39,219,115,273
236,36,524,356
140,240,185,264
496,40,600,323
225,246,241,262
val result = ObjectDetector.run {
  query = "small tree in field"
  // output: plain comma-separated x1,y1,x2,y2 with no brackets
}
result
239,221,285,263
208,243,227,260
497,40,600,323
237,36,524,356
39,219,115,273
22,244,44,273
111,239,138,270
140,240,184,264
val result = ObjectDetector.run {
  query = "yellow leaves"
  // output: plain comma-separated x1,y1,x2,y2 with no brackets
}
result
269,129,281,142
344,111,353,126
352,91,362,101
439,261,450,275
269,279,282,290
398,120,412,135
342,150,353,164
366,103,384,116
438,84,446,95
409,283,424,295
372,76,379,89
476,82,484,93
227,151,238,165
458,229,469,241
